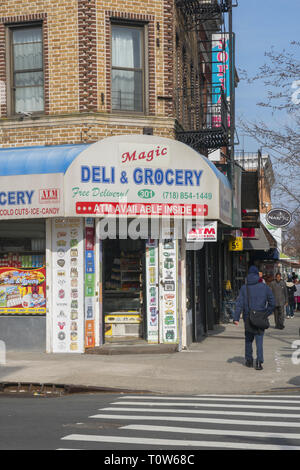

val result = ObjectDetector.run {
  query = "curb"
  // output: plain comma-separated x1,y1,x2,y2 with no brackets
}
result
0,382,157,397
1,381,300,397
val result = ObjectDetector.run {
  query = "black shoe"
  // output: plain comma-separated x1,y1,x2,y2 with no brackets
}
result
255,360,263,370
245,359,253,368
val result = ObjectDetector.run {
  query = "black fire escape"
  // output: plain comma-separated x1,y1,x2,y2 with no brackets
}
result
175,0,235,155
175,0,231,23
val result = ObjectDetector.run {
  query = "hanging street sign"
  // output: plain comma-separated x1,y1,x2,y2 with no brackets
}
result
228,236,243,251
266,208,292,228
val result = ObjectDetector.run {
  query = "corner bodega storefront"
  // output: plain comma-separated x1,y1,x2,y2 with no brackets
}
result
0,136,232,353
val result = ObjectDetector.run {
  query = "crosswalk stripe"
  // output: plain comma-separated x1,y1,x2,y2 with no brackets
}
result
90,413,300,428
58,395,300,450
196,395,300,399
112,401,300,411
111,401,300,411
101,406,300,419
61,433,300,450
117,396,300,404
121,424,300,440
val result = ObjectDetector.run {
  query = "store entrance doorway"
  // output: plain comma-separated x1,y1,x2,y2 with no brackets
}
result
186,249,207,343
102,238,146,342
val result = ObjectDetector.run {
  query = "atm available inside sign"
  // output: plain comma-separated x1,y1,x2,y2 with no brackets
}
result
187,222,218,242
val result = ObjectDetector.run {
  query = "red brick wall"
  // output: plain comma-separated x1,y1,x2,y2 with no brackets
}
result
78,0,97,112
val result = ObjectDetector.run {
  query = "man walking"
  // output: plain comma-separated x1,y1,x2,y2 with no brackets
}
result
233,266,275,370
295,279,300,312
270,272,288,329
286,275,297,318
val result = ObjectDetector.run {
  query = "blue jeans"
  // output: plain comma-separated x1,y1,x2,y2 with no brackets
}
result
245,330,264,363
286,304,294,317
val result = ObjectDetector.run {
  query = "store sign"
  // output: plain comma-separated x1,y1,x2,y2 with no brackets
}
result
0,266,46,315
266,208,292,228
260,212,282,252
51,218,85,353
212,34,230,104
212,33,231,129
186,222,218,242
39,188,60,204
76,202,208,217
0,173,64,220
241,228,256,239
64,136,232,225
105,314,141,324
120,143,170,167
229,237,243,251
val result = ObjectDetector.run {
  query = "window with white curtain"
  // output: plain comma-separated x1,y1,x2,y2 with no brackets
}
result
11,25,44,114
111,25,144,113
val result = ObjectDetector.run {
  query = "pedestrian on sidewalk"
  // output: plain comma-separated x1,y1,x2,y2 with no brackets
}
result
233,266,275,370
295,279,300,312
270,272,288,329
286,275,297,318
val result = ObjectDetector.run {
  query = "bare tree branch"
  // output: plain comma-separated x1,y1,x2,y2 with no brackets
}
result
238,42,300,216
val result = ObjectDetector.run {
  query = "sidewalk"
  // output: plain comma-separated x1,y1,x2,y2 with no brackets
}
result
1,312,300,395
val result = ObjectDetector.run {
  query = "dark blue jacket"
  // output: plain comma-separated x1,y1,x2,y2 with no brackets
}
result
234,266,275,322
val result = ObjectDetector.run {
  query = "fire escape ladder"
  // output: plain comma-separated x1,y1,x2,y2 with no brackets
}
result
175,0,232,154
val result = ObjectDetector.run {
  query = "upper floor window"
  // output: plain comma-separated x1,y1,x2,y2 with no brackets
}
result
10,25,44,114
111,24,144,113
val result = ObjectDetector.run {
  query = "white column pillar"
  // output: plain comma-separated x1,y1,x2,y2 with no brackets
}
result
45,218,52,353
180,235,187,350
95,219,103,347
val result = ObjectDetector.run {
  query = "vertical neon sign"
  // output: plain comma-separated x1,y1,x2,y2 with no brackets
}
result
212,34,230,128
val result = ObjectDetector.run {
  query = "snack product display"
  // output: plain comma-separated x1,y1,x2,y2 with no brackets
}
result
52,218,84,353
0,267,46,314
160,238,178,344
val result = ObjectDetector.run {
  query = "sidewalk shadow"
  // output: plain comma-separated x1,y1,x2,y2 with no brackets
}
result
0,366,24,381
288,376,300,386
227,356,244,365
207,325,226,336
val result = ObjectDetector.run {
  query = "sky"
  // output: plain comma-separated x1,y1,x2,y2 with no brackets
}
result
233,0,300,153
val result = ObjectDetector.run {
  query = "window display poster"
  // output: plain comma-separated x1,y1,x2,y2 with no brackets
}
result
51,218,84,353
85,218,96,348
159,239,178,344
146,239,159,343
0,266,46,315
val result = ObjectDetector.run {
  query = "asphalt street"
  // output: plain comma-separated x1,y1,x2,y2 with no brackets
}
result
2,392,300,451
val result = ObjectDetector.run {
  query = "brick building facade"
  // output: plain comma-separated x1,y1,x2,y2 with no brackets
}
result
0,0,212,149
0,1,237,352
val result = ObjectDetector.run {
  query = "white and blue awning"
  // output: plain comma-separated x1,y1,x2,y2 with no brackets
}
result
0,136,232,224
0,144,90,176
